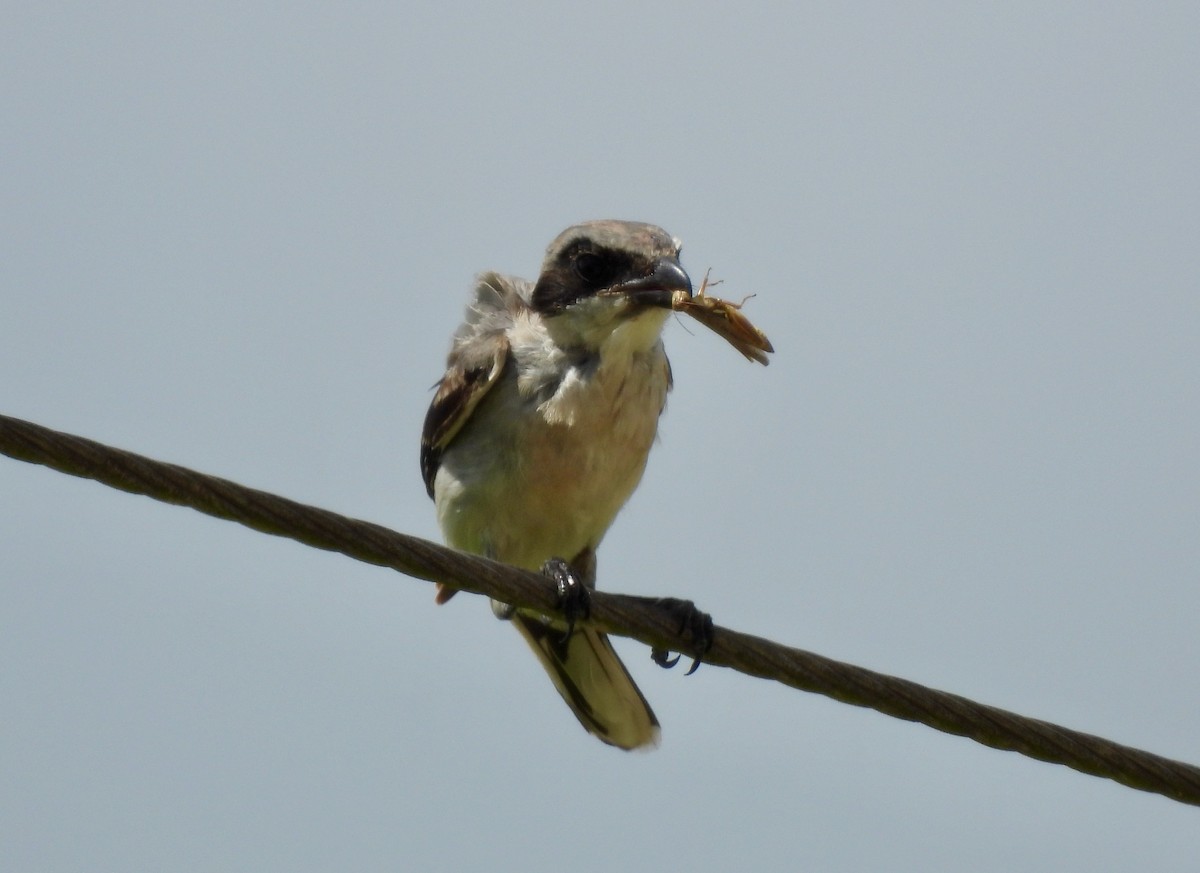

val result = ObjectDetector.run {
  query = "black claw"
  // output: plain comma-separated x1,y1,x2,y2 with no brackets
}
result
651,648,681,669
542,557,591,641
650,598,714,674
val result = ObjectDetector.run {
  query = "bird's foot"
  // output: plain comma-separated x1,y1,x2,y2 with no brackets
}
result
541,556,592,641
646,598,715,675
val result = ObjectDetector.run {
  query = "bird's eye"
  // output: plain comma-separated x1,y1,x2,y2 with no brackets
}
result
573,251,614,287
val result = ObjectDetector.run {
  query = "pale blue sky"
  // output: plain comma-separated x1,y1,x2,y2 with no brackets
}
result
3,3,1198,870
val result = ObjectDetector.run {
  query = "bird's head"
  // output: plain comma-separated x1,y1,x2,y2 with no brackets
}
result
530,221,692,348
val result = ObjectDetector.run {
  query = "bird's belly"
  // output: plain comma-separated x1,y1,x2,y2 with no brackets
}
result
435,361,666,570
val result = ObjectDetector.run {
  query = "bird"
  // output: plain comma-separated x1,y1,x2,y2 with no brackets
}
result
420,219,697,750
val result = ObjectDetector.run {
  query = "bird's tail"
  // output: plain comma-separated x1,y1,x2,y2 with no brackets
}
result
511,614,660,750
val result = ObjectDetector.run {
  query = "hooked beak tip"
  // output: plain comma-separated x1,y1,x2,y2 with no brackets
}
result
613,258,692,307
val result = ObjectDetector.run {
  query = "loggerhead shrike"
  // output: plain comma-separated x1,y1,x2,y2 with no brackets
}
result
421,220,702,750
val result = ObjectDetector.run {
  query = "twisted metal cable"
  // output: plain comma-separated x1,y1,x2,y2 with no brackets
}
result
2,412,1198,806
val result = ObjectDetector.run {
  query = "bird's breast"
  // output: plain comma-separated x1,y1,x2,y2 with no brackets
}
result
435,341,670,570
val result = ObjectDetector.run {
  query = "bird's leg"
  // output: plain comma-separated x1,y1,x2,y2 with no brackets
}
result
492,548,596,634
541,556,592,641
628,597,715,675
491,565,590,629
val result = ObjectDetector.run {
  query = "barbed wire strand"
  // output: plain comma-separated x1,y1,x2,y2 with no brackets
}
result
2,412,1198,807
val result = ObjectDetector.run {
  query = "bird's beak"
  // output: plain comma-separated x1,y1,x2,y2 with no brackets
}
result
611,258,693,308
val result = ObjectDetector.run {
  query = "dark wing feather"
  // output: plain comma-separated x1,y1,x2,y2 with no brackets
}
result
421,272,531,497
420,330,509,498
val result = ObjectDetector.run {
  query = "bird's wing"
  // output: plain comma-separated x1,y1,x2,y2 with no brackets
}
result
419,272,527,497
419,332,508,497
